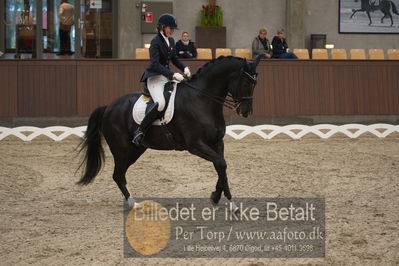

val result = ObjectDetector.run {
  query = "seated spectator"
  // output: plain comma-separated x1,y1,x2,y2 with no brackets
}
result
252,28,272,59
176,32,197,58
271,29,298,59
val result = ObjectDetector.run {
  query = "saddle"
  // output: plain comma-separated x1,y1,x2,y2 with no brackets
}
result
132,81,179,126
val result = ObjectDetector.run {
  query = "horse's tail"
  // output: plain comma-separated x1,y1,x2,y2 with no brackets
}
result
390,1,399,15
76,105,107,185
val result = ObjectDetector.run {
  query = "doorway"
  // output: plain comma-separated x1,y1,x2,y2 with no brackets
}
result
3,0,114,57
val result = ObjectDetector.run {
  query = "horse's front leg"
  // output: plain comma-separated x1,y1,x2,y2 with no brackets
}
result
211,140,232,202
367,11,373,25
188,140,232,204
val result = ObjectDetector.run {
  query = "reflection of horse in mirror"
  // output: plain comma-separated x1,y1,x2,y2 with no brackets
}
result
350,0,399,26
77,56,261,210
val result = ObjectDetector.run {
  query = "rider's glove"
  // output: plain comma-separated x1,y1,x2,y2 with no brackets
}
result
173,73,184,82
184,67,191,78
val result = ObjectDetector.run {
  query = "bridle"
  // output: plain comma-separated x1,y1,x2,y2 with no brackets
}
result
182,67,258,110
234,68,258,101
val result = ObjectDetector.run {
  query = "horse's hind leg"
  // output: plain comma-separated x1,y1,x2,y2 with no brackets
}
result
112,146,146,208
381,14,386,23
350,9,361,19
380,9,392,24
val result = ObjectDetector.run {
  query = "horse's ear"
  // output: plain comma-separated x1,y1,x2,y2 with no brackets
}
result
242,58,250,71
246,56,261,74
253,55,262,68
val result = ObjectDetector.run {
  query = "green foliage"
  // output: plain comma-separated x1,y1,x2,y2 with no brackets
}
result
199,5,223,26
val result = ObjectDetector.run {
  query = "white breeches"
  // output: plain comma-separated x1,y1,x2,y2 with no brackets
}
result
147,75,169,112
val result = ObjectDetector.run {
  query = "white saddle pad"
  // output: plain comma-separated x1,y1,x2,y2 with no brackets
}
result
132,82,178,125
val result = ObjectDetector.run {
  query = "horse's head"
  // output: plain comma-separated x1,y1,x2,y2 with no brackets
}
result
228,55,261,117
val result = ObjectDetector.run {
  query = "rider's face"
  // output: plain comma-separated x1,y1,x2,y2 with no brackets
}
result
164,26,174,37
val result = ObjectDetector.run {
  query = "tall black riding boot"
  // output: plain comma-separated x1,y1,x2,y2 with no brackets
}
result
132,102,160,146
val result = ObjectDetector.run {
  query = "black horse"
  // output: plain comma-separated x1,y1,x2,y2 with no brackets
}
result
350,0,399,26
77,55,261,209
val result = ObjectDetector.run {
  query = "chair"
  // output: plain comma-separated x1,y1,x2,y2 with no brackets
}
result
331,49,348,59
215,48,232,58
293,49,310,59
368,49,385,60
235,48,251,59
135,48,149,59
387,49,399,60
196,48,213,59
350,49,366,59
312,49,329,59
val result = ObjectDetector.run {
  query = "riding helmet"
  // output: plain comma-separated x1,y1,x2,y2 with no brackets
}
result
158,13,178,29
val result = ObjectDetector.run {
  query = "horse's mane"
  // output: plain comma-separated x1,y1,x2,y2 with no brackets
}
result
189,56,244,82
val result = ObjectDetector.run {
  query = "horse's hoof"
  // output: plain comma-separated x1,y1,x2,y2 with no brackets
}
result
229,201,240,216
210,192,220,205
127,197,136,209
233,208,241,216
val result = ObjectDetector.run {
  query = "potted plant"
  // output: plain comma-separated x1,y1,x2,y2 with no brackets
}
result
195,0,226,58
199,1,223,26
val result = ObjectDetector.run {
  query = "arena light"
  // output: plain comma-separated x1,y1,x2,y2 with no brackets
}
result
325,44,335,49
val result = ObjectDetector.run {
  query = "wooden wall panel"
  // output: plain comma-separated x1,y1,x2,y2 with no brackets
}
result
251,60,399,115
389,65,399,113
76,59,208,116
0,59,398,117
17,61,77,116
76,60,148,115
0,61,18,116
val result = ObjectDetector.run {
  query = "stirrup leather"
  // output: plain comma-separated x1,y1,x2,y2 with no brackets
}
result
132,102,160,145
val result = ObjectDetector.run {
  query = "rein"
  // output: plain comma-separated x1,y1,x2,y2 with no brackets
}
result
181,81,238,110
181,68,257,110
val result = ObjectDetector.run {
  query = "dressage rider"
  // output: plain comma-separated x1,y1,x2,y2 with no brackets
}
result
132,13,191,146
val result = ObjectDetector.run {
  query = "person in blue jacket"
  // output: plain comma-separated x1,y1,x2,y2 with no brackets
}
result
271,29,298,59
133,14,191,146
